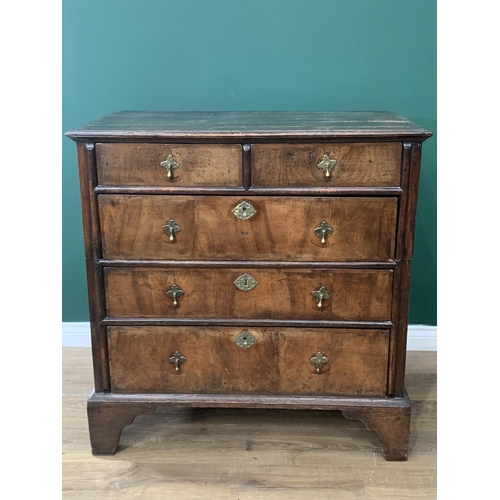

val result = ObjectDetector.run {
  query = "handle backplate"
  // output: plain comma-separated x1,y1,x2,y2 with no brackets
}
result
160,154,180,180
312,285,330,308
317,154,337,179
169,350,187,372
314,221,333,244
166,284,185,307
163,219,181,242
310,351,329,373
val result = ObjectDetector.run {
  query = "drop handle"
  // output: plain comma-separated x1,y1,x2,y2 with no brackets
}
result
310,352,329,373
317,154,337,179
314,221,333,245
169,350,186,372
312,285,330,308
166,284,184,307
160,154,180,180
162,219,181,242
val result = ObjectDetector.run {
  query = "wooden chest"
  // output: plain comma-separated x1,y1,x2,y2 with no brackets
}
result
67,111,431,461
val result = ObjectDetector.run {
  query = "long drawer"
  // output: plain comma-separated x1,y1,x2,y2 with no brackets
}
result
107,326,389,396
99,195,398,261
104,267,393,321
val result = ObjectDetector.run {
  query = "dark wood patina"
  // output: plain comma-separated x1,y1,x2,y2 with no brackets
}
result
68,111,431,460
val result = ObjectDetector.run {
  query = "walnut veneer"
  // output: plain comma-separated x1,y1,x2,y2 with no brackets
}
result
67,111,431,460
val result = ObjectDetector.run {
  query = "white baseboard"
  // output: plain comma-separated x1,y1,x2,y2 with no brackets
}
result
405,325,437,351
62,322,93,347
62,322,437,350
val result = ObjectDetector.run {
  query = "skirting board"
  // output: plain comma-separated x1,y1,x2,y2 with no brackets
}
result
62,322,437,350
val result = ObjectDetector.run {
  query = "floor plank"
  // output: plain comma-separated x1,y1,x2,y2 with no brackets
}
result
62,349,436,499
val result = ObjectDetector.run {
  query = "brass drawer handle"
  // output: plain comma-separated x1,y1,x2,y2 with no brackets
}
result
163,218,181,242
317,154,337,179
166,284,184,307
160,154,180,180
310,351,329,373
314,221,333,244
312,285,330,308
169,350,186,372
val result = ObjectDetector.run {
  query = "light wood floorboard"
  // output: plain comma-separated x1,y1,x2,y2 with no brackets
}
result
62,348,436,499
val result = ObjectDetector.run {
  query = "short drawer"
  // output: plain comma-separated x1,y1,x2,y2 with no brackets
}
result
96,143,242,187
107,326,389,396
251,143,401,187
104,267,393,321
99,195,397,261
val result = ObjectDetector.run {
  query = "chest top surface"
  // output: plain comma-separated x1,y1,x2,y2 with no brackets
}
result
66,111,432,141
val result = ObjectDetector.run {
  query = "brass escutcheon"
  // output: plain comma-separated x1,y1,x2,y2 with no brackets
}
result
163,219,181,242
234,330,257,349
234,273,258,292
312,285,330,308
310,352,329,373
232,201,257,221
160,154,180,180
166,284,184,307
314,221,333,244
169,350,187,372
317,154,337,179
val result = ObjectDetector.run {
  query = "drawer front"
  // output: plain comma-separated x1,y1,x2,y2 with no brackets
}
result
107,326,279,394
107,326,389,396
277,328,389,396
105,268,393,321
99,195,397,261
96,143,242,187
251,143,401,187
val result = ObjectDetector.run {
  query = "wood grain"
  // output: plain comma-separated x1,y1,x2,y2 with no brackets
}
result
99,259,398,269
102,317,393,329
76,142,109,392
402,142,423,260
76,142,97,259
252,143,401,187
68,110,431,468
278,329,389,396
85,261,109,392
342,404,411,461
104,267,393,321
106,326,389,397
87,400,157,455
63,348,436,497
96,143,242,187
393,260,412,397
66,111,433,142
94,185,402,195
98,195,398,261
107,326,280,394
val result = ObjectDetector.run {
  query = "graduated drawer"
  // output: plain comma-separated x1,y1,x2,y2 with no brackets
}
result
107,326,389,396
96,143,242,187
99,195,397,261
104,267,393,321
251,143,401,187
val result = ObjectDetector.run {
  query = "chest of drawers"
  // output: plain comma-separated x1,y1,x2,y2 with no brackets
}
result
67,111,431,461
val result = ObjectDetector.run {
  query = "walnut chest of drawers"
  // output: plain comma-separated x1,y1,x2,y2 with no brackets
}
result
67,111,432,461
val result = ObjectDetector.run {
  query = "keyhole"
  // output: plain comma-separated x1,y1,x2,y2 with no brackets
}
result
243,206,246,213
244,278,248,286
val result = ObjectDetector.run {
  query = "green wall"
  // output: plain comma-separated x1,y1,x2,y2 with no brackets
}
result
63,0,436,325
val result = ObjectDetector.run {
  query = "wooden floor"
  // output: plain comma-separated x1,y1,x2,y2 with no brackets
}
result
62,348,436,499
